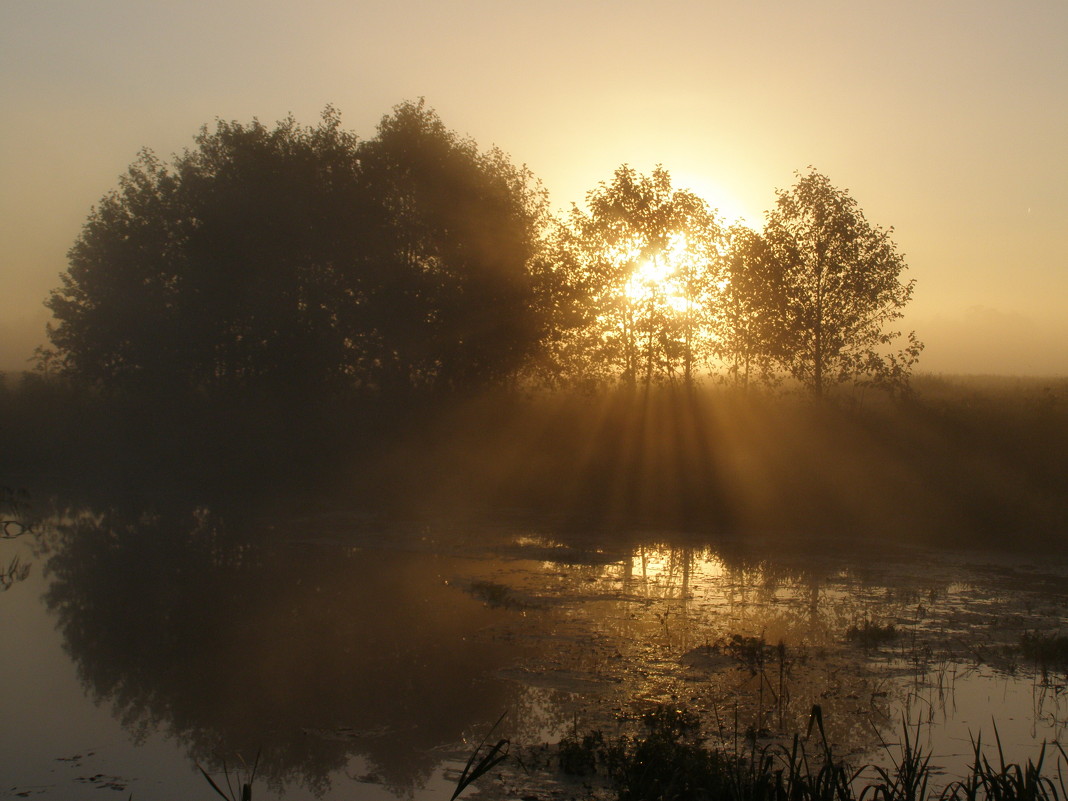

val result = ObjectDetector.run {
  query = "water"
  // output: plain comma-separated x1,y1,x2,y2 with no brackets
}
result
3,506,1068,799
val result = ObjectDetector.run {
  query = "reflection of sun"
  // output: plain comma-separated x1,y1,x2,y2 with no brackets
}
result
627,546,726,596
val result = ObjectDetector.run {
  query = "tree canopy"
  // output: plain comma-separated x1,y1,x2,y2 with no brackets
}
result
762,169,922,395
42,106,921,399
44,101,548,396
355,101,548,393
47,109,365,390
548,166,726,387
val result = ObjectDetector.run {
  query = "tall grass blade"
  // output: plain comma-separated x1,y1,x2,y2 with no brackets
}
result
197,750,260,801
450,711,510,801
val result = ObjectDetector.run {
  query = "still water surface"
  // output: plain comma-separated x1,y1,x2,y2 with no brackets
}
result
3,508,1068,799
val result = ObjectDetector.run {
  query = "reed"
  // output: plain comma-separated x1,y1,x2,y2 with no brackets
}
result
197,750,260,801
558,706,1068,801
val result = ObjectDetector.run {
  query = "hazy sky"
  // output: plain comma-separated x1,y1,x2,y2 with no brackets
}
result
2,0,1066,375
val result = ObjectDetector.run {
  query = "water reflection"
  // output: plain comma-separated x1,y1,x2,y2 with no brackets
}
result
1,488,37,591
501,537,899,755
30,510,1068,798
41,509,533,797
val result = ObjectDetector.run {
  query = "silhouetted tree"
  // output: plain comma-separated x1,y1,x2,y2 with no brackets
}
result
762,170,922,396
557,166,724,387
354,100,549,394
43,102,548,396
714,225,784,389
46,109,365,391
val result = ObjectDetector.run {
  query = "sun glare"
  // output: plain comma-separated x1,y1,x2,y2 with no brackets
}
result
624,233,692,311
674,173,760,230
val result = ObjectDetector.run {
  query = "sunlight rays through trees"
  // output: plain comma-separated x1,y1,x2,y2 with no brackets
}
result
40,102,921,399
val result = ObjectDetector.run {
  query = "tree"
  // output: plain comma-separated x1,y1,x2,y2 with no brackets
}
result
714,225,784,389
45,108,366,391
762,170,922,396
556,165,724,387
354,100,549,394
43,102,548,396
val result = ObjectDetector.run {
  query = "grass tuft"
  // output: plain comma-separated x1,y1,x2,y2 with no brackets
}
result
847,620,899,649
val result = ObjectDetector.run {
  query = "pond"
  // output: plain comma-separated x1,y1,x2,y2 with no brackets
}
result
3,505,1068,800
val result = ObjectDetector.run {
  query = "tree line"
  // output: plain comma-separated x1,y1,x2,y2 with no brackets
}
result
40,100,922,399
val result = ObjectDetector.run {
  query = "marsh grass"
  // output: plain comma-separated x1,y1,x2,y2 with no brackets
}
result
449,711,510,801
863,721,933,801
558,706,1068,801
940,730,1066,801
848,620,900,649
557,704,862,801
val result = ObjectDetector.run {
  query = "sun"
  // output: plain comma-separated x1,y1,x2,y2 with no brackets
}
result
628,256,674,294
624,233,692,312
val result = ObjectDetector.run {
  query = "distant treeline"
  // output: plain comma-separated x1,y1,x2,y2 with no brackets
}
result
38,100,920,400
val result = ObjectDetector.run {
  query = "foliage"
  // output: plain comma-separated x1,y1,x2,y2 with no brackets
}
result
715,225,785,389
846,620,899,649
42,101,547,396
355,100,550,393
552,165,725,387
42,99,928,398
542,166,921,395
558,705,859,801
46,108,364,391
1019,632,1068,668
762,170,922,396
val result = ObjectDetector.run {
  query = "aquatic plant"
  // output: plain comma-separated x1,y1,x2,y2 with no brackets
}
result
198,750,259,801
558,704,859,801
940,728,1064,801
862,721,932,801
847,620,899,649
450,712,510,801
1,553,30,590
467,580,531,610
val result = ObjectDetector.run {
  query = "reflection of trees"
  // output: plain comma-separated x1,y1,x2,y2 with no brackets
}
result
522,537,927,752
41,509,528,797
37,501,972,793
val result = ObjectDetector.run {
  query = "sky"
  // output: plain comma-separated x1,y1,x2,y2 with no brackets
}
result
2,0,1066,376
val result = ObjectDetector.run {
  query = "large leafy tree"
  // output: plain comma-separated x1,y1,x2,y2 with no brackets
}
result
762,170,922,396
556,165,724,387
355,100,549,394
43,102,548,395
45,110,367,393
45,109,366,391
